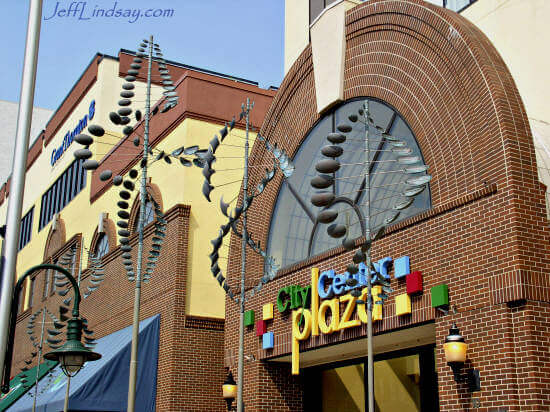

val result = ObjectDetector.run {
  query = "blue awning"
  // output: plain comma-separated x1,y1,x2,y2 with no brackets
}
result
8,314,160,412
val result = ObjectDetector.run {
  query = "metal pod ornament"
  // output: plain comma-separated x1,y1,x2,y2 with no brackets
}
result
199,99,295,412
71,38,209,284
200,100,295,302
309,100,431,412
71,36,210,412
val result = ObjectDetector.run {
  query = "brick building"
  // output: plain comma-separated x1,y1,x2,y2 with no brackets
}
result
2,0,549,411
222,1,550,411
0,49,275,410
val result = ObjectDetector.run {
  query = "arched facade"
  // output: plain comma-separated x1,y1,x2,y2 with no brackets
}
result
88,214,116,264
224,1,550,410
128,180,163,235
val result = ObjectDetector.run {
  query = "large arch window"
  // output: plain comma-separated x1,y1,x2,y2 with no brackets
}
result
266,98,431,269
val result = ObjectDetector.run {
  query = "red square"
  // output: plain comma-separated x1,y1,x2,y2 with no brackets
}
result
406,271,423,295
256,320,267,336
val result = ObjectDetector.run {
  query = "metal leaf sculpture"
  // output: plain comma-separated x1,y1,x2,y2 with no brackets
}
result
308,101,431,308
201,101,295,303
70,39,211,286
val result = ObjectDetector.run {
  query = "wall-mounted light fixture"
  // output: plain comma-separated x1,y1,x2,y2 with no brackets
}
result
222,371,237,411
443,323,481,391
444,323,468,375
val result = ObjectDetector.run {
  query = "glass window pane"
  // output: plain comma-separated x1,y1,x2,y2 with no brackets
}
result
29,278,35,307
95,233,109,259
267,115,332,268
446,0,471,11
266,98,431,269
424,0,444,5
374,354,421,411
321,363,365,412
310,0,325,23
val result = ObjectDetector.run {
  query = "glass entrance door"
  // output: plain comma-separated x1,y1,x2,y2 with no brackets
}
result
304,345,439,412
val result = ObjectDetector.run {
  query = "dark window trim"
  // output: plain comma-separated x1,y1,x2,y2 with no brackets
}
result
39,159,86,231
18,207,34,251
303,342,439,412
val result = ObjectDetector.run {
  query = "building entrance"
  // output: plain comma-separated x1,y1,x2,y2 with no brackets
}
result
304,345,439,412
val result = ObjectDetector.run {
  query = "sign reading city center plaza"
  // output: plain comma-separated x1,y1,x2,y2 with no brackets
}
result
277,256,411,375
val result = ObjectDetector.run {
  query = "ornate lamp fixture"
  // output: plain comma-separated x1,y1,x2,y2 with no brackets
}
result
222,371,237,411
444,323,468,377
44,318,100,378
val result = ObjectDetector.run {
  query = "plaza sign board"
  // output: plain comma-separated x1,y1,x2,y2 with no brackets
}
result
285,256,411,375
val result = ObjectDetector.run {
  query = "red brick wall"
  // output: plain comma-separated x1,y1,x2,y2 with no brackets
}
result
223,1,550,411
11,204,226,411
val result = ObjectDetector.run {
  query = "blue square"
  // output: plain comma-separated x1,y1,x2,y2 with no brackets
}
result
262,332,274,350
394,256,410,279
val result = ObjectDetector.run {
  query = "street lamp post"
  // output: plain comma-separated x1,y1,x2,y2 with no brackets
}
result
1,264,100,394
0,0,43,383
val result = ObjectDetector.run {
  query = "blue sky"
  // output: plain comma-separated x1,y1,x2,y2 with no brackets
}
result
0,0,285,110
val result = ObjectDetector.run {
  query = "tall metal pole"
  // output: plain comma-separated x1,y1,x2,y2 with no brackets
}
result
63,377,70,412
31,308,45,412
64,240,82,412
364,101,374,412
127,34,153,412
0,0,43,379
236,98,250,412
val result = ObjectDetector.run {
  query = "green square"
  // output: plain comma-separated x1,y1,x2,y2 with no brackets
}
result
431,284,449,308
244,310,255,327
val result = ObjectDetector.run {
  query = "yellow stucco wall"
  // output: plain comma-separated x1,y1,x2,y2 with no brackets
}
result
0,56,250,319
461,0,549,127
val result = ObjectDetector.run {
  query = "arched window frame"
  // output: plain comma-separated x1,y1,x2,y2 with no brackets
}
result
128,181,163,235
265,97,431,269
88,214,116,266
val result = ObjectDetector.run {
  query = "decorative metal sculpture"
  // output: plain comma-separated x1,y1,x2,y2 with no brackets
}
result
199,98,294,412
72,39,208,286
309,100,431,412
71,36,215,412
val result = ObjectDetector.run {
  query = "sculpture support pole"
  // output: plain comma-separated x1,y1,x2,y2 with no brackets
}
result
364,101,375,412
63,377,70,412
236,98,250,412
127,34,153,412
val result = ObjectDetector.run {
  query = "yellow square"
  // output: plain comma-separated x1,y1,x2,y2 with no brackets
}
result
263,303,274,320
372,286,383,321
395,293,411,316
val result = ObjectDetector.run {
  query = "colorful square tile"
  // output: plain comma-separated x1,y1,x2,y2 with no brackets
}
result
394,256,410,279
244,310,255,327
262,331,274,350
395,293,411,316
406,271,423,295
263,303,274,320
431,284,449,308
256,320,267,336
